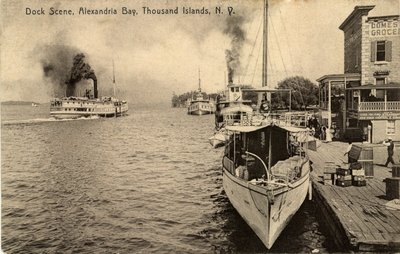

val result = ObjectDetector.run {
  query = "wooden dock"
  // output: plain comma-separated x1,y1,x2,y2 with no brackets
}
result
308,141,400,252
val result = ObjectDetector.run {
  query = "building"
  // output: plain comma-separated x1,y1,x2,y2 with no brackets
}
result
317,5,400,143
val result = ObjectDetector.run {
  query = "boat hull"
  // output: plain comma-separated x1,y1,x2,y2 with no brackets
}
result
208,132,228,148
222,157,310,249
188,101,214,115
50,98,128,119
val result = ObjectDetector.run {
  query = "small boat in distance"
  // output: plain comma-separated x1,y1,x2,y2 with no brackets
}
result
187,69,215,115
31,102,39,107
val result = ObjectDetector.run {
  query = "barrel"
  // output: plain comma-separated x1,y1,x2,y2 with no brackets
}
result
353,144,374,177
392,164,400,177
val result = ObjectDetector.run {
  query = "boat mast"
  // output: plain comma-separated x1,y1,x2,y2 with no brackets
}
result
198,68,201,92
262,0,268,87
113,60,116,97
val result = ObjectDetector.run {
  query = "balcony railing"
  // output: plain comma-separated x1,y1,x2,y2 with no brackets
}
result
356,101,400,111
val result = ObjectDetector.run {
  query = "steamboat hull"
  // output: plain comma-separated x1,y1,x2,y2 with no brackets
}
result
188,101,214,115
50,98,128,119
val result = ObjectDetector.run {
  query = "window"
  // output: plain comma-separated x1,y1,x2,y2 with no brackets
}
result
387,120,395,135
376,41,385,61
371,41,392,62
376,78,386,86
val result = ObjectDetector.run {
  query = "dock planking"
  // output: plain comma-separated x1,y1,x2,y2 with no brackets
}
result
308,141,400,252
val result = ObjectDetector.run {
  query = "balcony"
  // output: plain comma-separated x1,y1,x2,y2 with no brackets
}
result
350,101,400,111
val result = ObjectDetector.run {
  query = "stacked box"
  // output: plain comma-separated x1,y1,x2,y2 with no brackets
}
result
351,169,365,176
323,173,335,185
337,175,352,181
324,162,337,174
336,179,352,187
386,177,400,200
337,168,350,176
352,175,366,186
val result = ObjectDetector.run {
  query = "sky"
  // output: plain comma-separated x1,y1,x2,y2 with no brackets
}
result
1,0,399,104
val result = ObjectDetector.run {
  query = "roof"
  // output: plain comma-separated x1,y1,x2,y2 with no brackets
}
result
242,88,292,92
367,15,400,21
226,125,268,133
339,5,375,31
346,84,400,90
316,73,361,83
221,104,253,114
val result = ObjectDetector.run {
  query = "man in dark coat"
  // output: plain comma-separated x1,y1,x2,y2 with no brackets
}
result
383,137,395,167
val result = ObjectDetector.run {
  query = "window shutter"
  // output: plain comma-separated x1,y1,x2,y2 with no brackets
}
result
386,41,392,62
371,41,376,62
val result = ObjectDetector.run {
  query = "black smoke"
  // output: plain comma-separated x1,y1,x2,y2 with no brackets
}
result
224,15,246,84
38,45,97,98
66,53,98,98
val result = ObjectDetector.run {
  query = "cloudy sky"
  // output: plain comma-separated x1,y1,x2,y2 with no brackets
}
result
1,0,398,104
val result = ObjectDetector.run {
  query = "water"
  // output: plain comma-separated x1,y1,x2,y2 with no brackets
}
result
1,104,339,253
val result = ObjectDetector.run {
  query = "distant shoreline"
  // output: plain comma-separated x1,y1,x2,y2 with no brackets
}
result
1,101,40,105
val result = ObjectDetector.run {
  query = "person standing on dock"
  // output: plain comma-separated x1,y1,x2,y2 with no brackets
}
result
383,137,395,167
344,141,352,163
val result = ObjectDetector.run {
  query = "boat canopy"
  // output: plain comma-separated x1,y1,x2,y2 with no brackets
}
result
221,104,253,114
225,125,268,133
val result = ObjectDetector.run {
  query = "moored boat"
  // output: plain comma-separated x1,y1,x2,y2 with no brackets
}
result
187,69,215,115
222,122,312,248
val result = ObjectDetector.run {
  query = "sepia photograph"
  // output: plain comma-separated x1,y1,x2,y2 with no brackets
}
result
1,0,400,253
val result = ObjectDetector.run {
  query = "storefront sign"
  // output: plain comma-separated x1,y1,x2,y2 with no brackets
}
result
358,111,400,120
347,111,358,118
370,20,399,37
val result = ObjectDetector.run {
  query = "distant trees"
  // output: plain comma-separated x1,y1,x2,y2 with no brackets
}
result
171,91,218,107
273,76,319,110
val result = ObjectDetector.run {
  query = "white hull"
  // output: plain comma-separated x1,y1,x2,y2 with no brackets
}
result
208,132,228,148
222,157,310,249
50,97,128,119
188,101,214,115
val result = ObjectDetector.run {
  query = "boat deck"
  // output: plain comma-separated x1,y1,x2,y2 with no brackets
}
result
308,141,400,252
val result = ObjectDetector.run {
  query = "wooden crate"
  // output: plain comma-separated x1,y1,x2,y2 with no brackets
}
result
337,174,352,181
324,162,337,174
323,173,336,185
337,168,350,176
352,175,365,182
386,177,400,200
351,169,365,176
336,179,352,187
352,180,367,187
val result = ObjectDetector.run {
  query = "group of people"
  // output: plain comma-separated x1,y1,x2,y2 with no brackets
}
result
307,116,332,142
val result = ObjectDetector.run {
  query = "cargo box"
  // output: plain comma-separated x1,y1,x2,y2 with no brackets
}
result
352,175,366,182
336,168,350,176
352,180,367,187
336,179,352,187
337,174,352,181
351,169,365,176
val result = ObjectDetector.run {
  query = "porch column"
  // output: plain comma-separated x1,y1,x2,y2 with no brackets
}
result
384,90,387,111
328,81,332,128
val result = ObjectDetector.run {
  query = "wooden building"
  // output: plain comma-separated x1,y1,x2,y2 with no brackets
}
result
317,5,400,143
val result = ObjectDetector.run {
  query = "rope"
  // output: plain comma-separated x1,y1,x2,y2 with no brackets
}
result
269,12,288,76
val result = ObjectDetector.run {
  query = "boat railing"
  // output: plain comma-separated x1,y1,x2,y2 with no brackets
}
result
223,111,309,128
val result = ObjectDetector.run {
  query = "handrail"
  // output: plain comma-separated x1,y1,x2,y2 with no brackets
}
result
245,151,270,181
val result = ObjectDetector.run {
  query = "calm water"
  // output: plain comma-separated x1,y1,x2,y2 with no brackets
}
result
1,104,338,253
